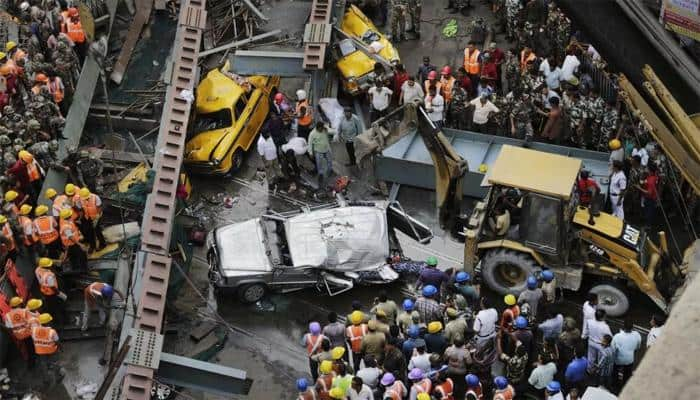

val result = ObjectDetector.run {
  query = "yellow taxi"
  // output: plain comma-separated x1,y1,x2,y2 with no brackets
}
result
185,63,280,174
335,5,400,95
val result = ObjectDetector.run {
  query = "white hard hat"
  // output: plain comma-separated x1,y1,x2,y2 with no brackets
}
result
296,89,307,101
20,1,30,10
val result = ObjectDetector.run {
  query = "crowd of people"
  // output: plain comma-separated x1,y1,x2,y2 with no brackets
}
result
295,257,665,400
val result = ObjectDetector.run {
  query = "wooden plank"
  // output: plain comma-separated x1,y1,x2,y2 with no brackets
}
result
110,0,155,84
190,322,217,342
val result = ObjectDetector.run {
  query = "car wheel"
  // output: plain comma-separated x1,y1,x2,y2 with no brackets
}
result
589,283,629,317
230,149,244,172
151,382,175,400
480,249,540,296
237,283,267,303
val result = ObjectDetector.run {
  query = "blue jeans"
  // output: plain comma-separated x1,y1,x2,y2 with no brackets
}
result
314,151,332,184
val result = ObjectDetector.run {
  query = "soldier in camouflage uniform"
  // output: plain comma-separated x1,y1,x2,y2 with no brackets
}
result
25,119,51,143
53,40,79,92
584,90,605,150
76,152,105,193
407,0,422,38
492,94,513,136
555,13,571,59
31,92,62,132
504,0,522,42
564,91,585,147
389,0,408,42
447,80,469,130
1,106,15,128
28,140,60,170
510,92,535,141
599,100,619,151
503,49,521,94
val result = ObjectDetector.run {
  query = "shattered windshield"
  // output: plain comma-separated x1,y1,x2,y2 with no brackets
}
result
339,39,358,57
193,109,232,134
361,30,380,44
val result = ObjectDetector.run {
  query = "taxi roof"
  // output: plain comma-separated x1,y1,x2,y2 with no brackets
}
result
487,145,582,200
195,68,244,114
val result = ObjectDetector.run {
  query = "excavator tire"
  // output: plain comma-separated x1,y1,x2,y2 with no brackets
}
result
589,283,629,317
481,249,539,296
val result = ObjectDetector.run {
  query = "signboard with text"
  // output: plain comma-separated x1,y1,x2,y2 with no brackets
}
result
661,0,700,40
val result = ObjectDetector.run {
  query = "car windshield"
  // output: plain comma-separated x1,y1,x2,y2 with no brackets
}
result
338,39,357,57
361,30,380,44
193,109,232,134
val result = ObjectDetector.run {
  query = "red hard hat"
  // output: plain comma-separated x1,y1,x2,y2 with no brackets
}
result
428,70,438,80
274,93,284,103
441,66,452,75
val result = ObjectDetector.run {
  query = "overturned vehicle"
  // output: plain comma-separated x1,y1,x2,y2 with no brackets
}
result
207,200,432,302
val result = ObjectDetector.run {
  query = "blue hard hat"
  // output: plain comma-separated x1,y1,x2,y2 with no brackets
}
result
527,276,537,289
546,381,561,393
403,298,414,311
455,271,471,283
541,270,554,282
494,376,508,390
296,378,308,392
465,374,480,387
422,285,437,297
101,284,114,298
408,326,420,339
514,316,528,329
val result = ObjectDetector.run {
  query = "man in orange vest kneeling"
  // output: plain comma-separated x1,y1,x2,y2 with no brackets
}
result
81,281,123,331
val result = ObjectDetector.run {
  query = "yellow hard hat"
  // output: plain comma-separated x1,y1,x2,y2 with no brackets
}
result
350,310,364,325
0,215,7,224
478,163,488,173
45,188,57,199
375,308,387,318
5,41,16,52
27,298,43,311
4,190,17,202
504,294,516,306
38,257,53,268
428,321,443,334
18,150,32,163
609,139,622,150
19,204,32,215
446,307,458,318
64,183,76,196
319,360,333,374
329,388,345,399
0,52,6,60
331,346,346,360
9,296,22,307
35,204,48,216
417,394,431,400
59,208,73,219
79,187,91,199
38,313,53,325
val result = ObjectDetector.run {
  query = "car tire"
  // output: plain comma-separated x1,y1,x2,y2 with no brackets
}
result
589,283,629,317
151,382,175,400
237,283,267,303
480,249,540,296
230,149,244,172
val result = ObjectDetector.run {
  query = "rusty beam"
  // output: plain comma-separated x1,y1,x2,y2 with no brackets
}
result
110,0,154,84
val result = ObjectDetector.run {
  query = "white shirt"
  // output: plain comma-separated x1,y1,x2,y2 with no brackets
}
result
646,326,661,348
349,384,374,400
610,170,627,196
539,59,551,76
256,136,277,161
408,353,431,373
401,81,425,105
355,367,382,389
368,87,392,111
549,393,564,400
528,362,557,389
582,319,612,344
473,308,498,337
609,148,625,165
545,67,562,90
561,55,580,81
582,301,596,324
541,90,560,109
425,94,445,122
611,330,642,365
632,147,649,166
470,98,500,124
282,137,308,155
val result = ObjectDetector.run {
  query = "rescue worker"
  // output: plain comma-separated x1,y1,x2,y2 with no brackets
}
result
360,320,386,364
47,72,65,111
33,205,61,258
444,307,468,345
296,378,318,400
500,294,520,333
407,0,422,39
465,374,484,399
5,41,26,64
415,284,443,324
75,187,106,252
425,321,448,355
424,70,442,96
381,372,407,400
34,258,65,327
315,360,335,399
510,92,535,142
345,310,368,372
389,0,408,42
31,313,60,384
408,368,432,399
463,41,481,88
303,321,327,381
81,282,123,331
52,184,77,217
0,214,18,261
18,205,35,250
541,269,557,304
62,8,87,62
432,369,454,400
4,297,35,366
415,256,450,298
59,208,88,272
576,170,600,207
75,153,104,193
3,190,21,218
295,90,314,140
18,150,44,201
32,73,49,95
439,66,456,106
453,271,479,309
397,298,415,334
492,376,515,400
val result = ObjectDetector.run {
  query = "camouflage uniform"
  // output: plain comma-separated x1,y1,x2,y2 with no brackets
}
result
585,94,605,149
1,106,15,128
504,0,522,40
556,14,571,58
389,0,408,41
510,96,534,140
599,106,619,150
407,0,422,35
76,153,105,193
492,95,513,135
503,53,521,94
28,140,60,170
448,86,469,130
565,97,584,147
521,72,544,94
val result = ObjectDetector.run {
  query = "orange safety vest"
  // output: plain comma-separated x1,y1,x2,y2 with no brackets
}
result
4,202,18,217
1,59,18,76
31,325,58,355
434,379,454,400
66,20,86,43
305,333,325,356
4,308,31,340
59,218,81,247
493,386,515,400
466,388,483,400
298,391,317,400
79,194,101,220
440,76,455,103
519,51,536,72
35,267,58,296
424,80,443,96
33,216,59,244
501,305,520,331
31,84,44,95
463,48,481,75
296,100,313,127
48,78,64,103
1,222,15,252
345,324,367,353
52,195,68,217
11,49,26,64
84,282,105,303
414,378,432,395
315,373,335,400
27,160,41,182
385,382,406,400
18,216,35,246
